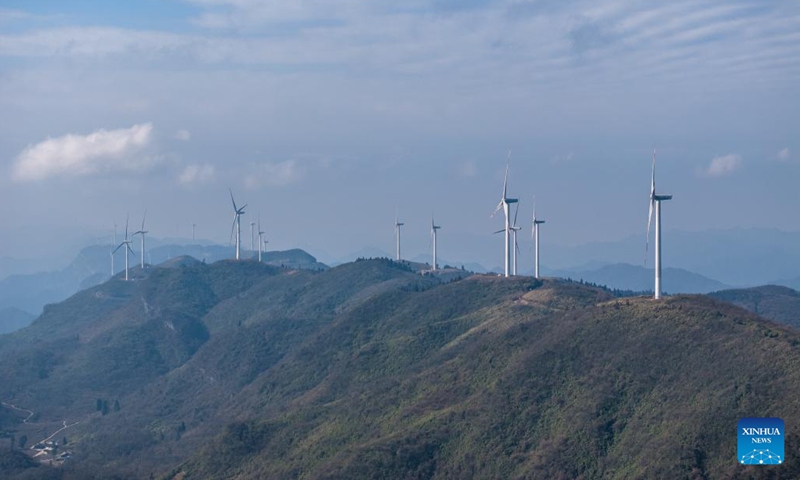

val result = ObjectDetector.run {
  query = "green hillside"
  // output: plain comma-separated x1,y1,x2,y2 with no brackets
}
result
709,285,800,330
1,259,799,479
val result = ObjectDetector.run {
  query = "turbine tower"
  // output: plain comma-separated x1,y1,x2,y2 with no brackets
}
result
110,225,115,276
257,216,266,262
133,209,148,269
229,189,247,260
250,221,256,252
532,197,545,279
511,203,521,276
112,215,135,281
491,153,517,277
394,210,404,261
646,150,673,300
495,202,521,276
192,223,196,242
431,215,441,271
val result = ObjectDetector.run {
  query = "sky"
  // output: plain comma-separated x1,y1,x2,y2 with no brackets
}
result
0,0,798,267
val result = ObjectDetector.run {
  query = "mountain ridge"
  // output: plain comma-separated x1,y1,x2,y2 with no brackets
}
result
0,259,799,479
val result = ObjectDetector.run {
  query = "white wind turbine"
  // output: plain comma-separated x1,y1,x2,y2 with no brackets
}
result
491,153,518,277
133,209,148,269
394,210,404,261
229,189,247,260
250,220,256,252
430,215,441,271
257,216,266,262
532,197,545,280
110,224,116,276
495,202,521,276
646,150,673,300
113,215,136,281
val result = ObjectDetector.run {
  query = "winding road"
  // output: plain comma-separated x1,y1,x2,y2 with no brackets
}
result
2,400,80,446
1,400,34,423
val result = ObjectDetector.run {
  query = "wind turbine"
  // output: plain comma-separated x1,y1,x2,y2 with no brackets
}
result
192,223,196,242
229,189,247,260
495,202,521,276
491,153,517,277
430,215,441,271
110,225,115,276
257,216,266,262
646,150,673,300
113,215,136,281
133,209,148,269
532,197,545,279
394,210,404,261
250,220,256,252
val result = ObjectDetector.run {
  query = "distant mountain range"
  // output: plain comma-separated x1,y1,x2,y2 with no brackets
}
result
0,307,34,335
544,228,800,287
709,285,800,330
0,243,327,321
1,258,799,478
550,262,730,294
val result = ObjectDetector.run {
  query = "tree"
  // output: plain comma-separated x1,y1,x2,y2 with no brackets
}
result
17,435,27,449
113,399,121,412
96,398,103,411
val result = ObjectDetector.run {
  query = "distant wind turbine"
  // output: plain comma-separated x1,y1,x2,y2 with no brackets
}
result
646,150,673,300
431,215,441,271
110,225,115,276
250,220,256,252
229,189,247,260
192,223,196,242
133,209,148,269
532,196,545,280
257,216,266,262
112,214,136,281
394,210,404,261
495,202,521,276
491,152,518,277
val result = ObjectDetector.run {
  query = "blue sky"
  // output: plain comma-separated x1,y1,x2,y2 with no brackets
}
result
0,0,798,266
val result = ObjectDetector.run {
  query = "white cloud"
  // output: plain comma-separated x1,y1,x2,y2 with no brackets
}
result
178,163,215,185
12,123,156,182
174,129,192,141
701,154,741,177
777,147,790,161
244,160,305,189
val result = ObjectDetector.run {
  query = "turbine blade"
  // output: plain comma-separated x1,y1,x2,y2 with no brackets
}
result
491,201,503,218
650,149,656,199
645,149,656,264
645,199,654,264
493,229,504,235
503,151,510,199
141,208,147,230
125,213,129,240
229,188,238,211
113,243,124,254
230,215,237,245
513,201,519,227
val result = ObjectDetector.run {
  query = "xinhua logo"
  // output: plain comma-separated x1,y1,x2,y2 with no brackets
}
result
738,418,784,465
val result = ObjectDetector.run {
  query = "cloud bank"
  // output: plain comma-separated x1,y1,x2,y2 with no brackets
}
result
244,160,305,189
702,154,742,177
12,123,156,182
179,163,215,185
